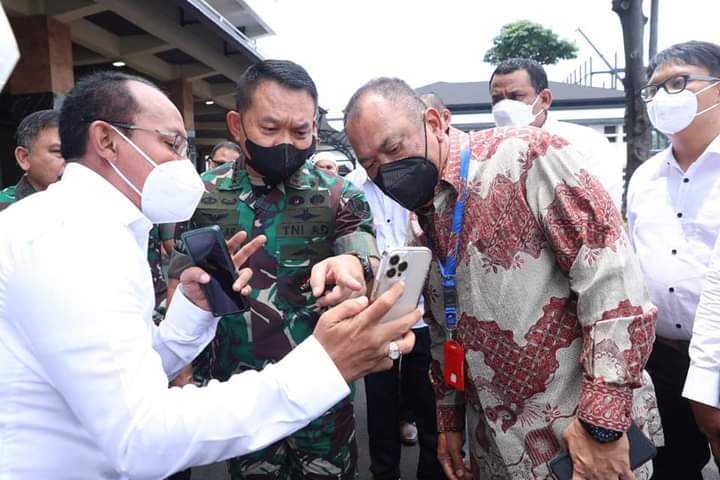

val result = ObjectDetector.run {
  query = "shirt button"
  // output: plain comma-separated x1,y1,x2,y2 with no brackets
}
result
683,178,690,183
671,249,677,255
386,219,391,223
676,323,682,329
669,287,675,293
677,213,683,218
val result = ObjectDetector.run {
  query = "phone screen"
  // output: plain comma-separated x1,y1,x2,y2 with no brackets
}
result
183,229,249,316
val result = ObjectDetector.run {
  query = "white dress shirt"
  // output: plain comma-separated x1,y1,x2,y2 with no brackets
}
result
543,117,624,210
346,165,426,328
684,232,720,408
627,133,720,341
0,163,349,480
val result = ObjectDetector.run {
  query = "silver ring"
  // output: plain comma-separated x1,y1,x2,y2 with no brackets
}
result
388,341,401,360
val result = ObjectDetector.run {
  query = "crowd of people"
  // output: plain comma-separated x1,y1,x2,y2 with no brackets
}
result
1,28,720,480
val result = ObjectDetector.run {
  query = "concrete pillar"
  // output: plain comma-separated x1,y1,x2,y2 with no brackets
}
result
163,78,198,168
0,15,73,187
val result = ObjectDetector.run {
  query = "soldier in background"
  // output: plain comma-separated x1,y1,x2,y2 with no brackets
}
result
168,59,379,480
0,109,63,210
202,140,242,181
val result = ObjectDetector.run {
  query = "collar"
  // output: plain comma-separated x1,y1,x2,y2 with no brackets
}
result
665,132,720,174
345,162,370,186
14,175,37,201
60,163,152,247
439,127,470,194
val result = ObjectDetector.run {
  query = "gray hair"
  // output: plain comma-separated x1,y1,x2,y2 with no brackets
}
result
16,109,59,150
343,77,424,127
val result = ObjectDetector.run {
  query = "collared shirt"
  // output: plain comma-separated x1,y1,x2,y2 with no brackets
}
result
0,174,36,211
627,133,720,341
417,127,659,478
170,157,378,382
684,232,720,408
0,163,349,479
543,117,624,210
346,164,426,329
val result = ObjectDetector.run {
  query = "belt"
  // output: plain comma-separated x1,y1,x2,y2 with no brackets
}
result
655,335,690,355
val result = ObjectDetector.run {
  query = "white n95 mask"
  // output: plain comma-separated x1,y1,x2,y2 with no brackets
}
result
492,96,543,127
647,82,720,135
109,125,205,224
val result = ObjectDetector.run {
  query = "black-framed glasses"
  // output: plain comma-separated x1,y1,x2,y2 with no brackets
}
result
640,74,720,102
103,121,189,158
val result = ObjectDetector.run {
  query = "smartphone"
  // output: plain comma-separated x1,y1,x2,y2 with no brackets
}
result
370,247,432,323
548,422,657,479
181,225,250,317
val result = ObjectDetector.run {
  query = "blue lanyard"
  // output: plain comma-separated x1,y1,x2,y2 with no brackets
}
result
426,143,471,330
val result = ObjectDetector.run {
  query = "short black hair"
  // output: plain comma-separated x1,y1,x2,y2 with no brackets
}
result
15,109,59,150
344,77,424,127
235,59,318,114
59,70,160,160
489,58,549,93
648,41,720,78
211,141,241,158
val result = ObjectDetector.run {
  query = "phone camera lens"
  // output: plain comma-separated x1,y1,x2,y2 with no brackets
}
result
386,268,396,278
398,261,408,272
389,255,400,266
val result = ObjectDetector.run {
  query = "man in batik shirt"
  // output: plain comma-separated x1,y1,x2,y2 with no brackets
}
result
343,77,661,480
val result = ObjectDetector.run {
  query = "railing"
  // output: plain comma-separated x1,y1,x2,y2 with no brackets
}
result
184,0,259,52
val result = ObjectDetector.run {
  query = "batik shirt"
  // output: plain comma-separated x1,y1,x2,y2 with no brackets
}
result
0,175,36,211
415,127,661,479
170,157,378,381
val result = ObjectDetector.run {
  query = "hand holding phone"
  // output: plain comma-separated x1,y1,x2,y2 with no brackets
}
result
180,226,266,316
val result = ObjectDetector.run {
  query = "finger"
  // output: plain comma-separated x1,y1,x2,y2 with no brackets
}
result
310,261,329,297
318,296,369,327
449,447,467,478
356,281,405,327
179,266,211,285
231,235,266,268
335,269,363,291
226,230,248,254
619,466,636,480
391,330,416,356
438,456,459,480
316,285,350,307
233,268,253,292
368,357,393,374
377,308,422,341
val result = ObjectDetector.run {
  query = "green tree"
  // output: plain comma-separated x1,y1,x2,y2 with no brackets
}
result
484,20,578,65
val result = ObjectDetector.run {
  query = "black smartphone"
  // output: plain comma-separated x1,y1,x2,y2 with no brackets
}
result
548,422,657,480
181,225,250,317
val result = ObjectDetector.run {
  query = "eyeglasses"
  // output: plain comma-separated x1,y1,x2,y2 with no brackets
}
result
106,121,189,157
640,74,720,102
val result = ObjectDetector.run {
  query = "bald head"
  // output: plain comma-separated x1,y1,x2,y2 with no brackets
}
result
344,77,424,128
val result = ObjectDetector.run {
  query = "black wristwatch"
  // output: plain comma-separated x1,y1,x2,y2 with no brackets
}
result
355,254,374,282
579,419,623,443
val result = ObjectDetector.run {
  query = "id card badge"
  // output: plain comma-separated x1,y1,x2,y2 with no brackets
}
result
443,340,465,391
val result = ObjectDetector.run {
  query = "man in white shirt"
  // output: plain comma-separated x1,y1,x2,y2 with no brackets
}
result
627,40,720,479
0,70,418,480
489,58,624,210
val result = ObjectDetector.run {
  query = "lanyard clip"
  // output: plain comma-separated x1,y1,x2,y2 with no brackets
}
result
442,276,458,329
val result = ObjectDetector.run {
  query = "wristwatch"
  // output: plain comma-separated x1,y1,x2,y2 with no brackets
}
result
355,254,374,282
579,419,623,443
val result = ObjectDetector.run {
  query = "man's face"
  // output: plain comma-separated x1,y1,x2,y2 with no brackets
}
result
112,81,188,194
647,62,720,135
490,69,551,127
314,158,338,175
345,94,442,181
226,80,317,169
209,147,240,169
15,126,64,191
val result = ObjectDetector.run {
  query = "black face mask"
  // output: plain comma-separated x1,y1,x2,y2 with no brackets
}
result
373,119,438,211
241,118,316,185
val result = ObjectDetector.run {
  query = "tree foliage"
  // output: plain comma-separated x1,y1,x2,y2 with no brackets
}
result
484,20,579,65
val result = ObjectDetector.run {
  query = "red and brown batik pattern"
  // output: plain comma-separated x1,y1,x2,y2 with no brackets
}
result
417,127,661,479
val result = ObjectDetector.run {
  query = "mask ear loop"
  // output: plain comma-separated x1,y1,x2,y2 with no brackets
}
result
694,81,720,117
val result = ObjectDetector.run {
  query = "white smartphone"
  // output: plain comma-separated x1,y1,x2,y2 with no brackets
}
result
370,247,432,323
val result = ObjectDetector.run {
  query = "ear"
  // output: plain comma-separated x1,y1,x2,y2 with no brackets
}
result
424,107,444,143
539,88,553,110
14,146,30,172
86,121,120,164
226,111,243,144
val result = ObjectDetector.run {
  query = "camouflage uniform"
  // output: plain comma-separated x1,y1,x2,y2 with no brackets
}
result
201,161,235,182
169,157,378,480
148,223,175,325
0,175,36,212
